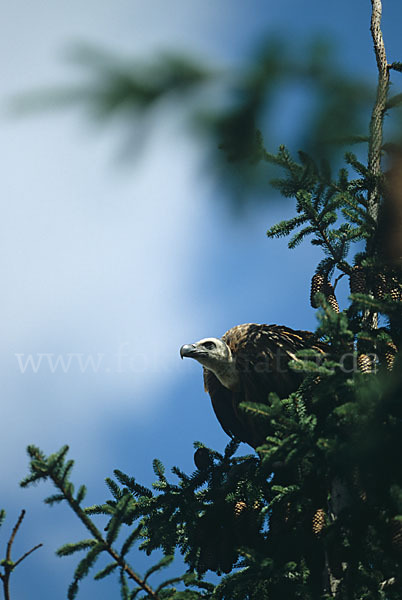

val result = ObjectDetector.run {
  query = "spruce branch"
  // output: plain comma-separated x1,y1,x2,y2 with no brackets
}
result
307,207,352,275
21,446,160,600
389,62,402,73
15,4,402,599
0,510,43,600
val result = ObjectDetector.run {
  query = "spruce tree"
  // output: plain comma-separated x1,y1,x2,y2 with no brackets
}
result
15,0,402,598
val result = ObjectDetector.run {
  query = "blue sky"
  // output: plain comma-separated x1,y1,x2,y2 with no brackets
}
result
1,1,402,598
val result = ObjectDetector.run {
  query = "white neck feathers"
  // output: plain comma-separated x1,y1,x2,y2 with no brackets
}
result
209,353,240,391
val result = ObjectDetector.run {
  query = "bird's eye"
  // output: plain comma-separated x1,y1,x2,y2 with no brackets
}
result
202,341,216,350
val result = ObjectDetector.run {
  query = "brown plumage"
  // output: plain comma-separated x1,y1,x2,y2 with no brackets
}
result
180,323,326,448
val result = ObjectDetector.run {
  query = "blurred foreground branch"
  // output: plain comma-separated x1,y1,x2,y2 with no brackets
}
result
12,36,396,209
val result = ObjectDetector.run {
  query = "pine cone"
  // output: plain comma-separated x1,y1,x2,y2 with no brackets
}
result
389,276,402,302
357,353,374,374
310,273,326,308
375,273,387,300
310,274,339,312
390,518,402,553
312,508,325,535
385,352,395,371
219,539,236,574
194,447,212,470
375,272,402,302
234,501,247,517
384,340,398,371
200,545,219,572
324,281,340,313
349,266,367,294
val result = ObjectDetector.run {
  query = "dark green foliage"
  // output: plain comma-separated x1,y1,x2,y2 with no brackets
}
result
13,45,209,117
19,103,402,600
19,93,402,591
18,5,402,599
20,445,219,599
385,93,402,110
13,37,392,209
264,143,379,279
56,539,98,557
21,314,402,598
94,561,118,580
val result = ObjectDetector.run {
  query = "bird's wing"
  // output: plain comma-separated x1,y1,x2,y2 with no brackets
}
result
203,368,255,445
224,323,325,399
204,323,326,448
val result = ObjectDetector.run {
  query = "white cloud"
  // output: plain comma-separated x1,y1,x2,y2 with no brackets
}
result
0,102,216,474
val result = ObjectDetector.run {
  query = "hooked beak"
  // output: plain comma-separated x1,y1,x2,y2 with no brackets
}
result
180,343,197,359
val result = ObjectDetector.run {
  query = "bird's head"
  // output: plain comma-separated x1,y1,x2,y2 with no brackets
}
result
180,337,230,367
180,337,239,390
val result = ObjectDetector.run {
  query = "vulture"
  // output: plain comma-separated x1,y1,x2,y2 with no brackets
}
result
180,323,326,448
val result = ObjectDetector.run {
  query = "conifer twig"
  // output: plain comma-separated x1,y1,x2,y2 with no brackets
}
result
5,510,27,565
13,544,44,569
313,219,351,275
40,457,159,599
0,510,43,600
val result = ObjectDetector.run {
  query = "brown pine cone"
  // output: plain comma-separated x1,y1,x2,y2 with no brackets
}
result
312,508,325,535
324,281,340,313
357,353,374,374
375,272,402,302
384,340,398,371
310,274,340,312
234,501,247,517
385,352,395,371
200,545,220,572
349,266,367,294
219,539,236,573
310,273,325,308
389,277,402,302
194,447,212,471
374,273,387,300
